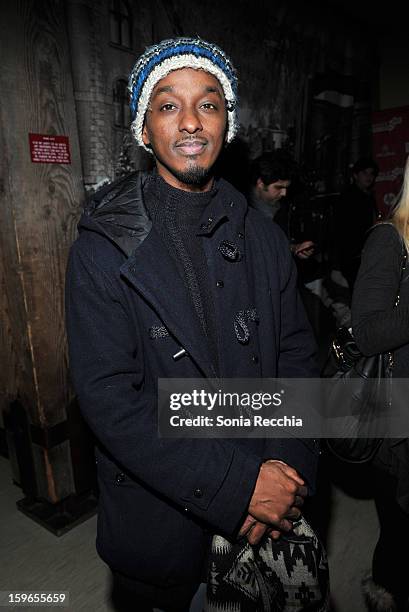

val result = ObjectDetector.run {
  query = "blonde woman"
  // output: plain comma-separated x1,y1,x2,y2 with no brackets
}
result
352,156,409,611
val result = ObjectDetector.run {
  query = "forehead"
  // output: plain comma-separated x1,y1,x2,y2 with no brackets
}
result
150,67,224,97
269,179,290,188
356,167,375,175
361,168,375,174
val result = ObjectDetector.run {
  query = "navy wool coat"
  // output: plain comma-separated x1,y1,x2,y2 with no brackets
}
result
65,172,320,588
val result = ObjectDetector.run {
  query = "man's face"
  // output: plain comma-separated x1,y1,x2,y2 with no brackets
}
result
256,178,291,203
142,67,227,192
354,168,376,192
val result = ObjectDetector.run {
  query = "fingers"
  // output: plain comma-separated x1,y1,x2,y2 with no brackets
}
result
247,517,296,544
246,521,269,545
285,506,302,521
295,240,314,253
294,495,305,508
239,515,270,545
297,250,313,259
248,461,308,529
277,518,293,532
243,509,302,545
296,485,308,499
238,514,256,537
294,240,315,259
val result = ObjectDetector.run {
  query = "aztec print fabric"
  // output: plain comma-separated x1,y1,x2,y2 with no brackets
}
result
206,517,330,611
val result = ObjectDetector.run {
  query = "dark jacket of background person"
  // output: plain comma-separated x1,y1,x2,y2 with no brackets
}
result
334,183,377,290
65,171,319,589
352,223,409,508
352,223,409,379
352,222,409,608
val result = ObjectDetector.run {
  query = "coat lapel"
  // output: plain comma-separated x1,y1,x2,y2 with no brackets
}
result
121,228,216,378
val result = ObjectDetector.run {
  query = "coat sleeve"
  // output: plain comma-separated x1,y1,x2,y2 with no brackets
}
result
275,227,319,379
352,224,409,355
65,237,260,537
264,225,320,492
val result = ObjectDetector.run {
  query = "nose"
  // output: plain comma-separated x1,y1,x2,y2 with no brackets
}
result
178,106,203,134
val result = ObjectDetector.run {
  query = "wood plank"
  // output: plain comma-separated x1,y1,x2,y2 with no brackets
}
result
0,0,85,502
0,84,37,422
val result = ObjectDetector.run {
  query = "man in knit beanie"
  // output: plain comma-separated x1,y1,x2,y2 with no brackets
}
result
128,37,238,191
66,37,323,610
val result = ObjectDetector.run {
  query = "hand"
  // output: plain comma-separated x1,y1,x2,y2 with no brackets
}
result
248,461,307,532
239,514,281,544
293,240,315,259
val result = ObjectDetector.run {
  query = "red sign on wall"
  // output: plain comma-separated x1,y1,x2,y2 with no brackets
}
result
372,107,409,217
29,133,71,164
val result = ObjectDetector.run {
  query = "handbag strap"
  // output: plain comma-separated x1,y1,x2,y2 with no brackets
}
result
395,244,407,306
390,241,407,369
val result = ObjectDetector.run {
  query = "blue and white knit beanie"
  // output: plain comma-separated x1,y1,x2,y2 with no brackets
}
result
128,37,238,151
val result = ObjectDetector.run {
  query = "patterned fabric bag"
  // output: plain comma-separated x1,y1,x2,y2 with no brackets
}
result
206,517,329,611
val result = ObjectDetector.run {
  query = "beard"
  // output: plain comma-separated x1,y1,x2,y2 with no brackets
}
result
170,162,212,187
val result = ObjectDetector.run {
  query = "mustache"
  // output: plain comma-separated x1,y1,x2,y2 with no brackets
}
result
175,136,208,146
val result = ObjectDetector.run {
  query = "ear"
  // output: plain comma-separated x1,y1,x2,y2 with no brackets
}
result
256,178,265,189
142,121,150,147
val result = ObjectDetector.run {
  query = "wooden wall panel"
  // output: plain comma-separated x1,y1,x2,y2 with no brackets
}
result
0,0,85,503
0,97,37,421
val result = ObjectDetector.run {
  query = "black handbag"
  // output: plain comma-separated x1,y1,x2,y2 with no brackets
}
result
322,327,392,462
322,226,407,464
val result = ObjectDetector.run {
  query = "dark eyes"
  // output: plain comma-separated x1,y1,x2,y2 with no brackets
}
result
158,102,218,112
159,103,176,111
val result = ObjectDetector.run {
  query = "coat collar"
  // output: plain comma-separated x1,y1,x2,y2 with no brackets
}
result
79,172,152,257
79,172,247,255
195,177,246,238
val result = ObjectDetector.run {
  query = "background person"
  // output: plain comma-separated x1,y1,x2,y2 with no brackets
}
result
334,156,379,292
249,150,315,259
352,156,409,611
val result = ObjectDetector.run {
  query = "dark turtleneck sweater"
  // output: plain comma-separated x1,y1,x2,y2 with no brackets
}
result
143,173,219,374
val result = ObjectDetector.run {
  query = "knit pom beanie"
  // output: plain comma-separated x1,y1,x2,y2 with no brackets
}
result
128,37,238,151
